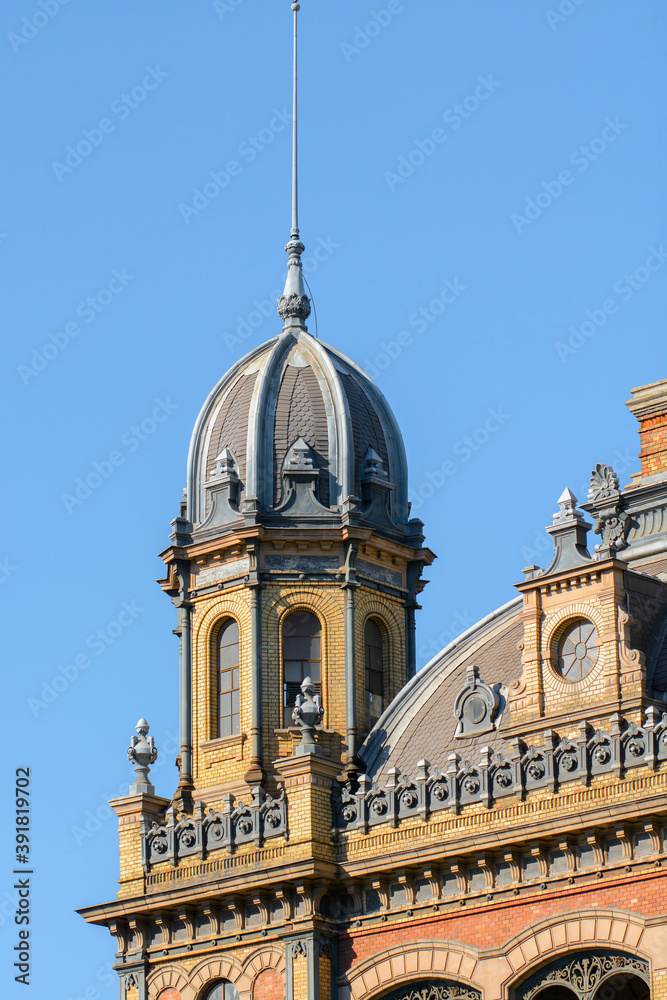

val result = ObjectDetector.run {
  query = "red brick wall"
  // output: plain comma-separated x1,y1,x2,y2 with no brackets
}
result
253,968,285,999
639,413,667,477
339,870,667,972
157,991,182,1000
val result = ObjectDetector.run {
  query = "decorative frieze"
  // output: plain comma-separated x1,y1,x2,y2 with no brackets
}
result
334,709,667,832
141,786,287,869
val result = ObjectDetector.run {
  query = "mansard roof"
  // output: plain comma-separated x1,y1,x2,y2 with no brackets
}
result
359,596,524,782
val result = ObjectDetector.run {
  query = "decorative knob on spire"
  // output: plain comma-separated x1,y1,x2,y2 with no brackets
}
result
277,0,312,331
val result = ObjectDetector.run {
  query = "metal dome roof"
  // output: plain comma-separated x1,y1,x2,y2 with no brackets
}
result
185,329,412,540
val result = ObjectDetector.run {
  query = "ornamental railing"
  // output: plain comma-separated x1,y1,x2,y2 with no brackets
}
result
141,786,287,869
333,708,667,833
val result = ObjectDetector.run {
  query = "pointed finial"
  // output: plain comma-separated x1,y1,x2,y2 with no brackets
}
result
553,487,579,521
278,0,311,331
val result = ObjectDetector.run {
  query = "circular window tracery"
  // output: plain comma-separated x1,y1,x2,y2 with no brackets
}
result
556,618,599,681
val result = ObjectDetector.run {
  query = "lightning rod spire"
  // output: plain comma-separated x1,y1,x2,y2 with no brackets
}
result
277,1,312,332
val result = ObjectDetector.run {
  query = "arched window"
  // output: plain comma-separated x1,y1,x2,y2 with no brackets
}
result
203,981,239,1000
217,620,240,738
365,619,384,728
283,611,321,726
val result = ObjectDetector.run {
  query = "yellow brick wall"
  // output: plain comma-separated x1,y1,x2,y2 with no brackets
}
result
292,951,308,1000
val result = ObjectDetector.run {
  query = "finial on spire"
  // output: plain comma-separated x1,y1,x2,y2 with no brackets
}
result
278,0,311,331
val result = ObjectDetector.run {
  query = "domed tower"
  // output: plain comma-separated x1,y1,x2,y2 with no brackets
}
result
159,223,433,802
79,10,434,994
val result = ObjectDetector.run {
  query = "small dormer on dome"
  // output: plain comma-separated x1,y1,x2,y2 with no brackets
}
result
185,329,416,542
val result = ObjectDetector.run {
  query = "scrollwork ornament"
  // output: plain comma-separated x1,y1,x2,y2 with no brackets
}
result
290,939,308,958
495,768,512,788
400,789,418,809
520,951,649,1000
378,983,482,1000
462,776,480,795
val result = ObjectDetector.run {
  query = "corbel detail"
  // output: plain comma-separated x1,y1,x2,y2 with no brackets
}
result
108,919,129,957
154,911,172,946
422,865,441,900
529,841,549,878
397,869,416,906
371,876,390,912
586,833,604,867
201,903,221,937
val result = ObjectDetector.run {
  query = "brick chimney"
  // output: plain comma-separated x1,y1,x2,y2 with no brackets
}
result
626,378,667,485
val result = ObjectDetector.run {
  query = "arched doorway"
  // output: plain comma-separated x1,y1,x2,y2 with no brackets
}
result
515,952,650,1000
376,982,482,1000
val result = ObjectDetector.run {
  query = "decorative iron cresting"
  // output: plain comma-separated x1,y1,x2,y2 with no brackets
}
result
378,982,482,1000
334,708,667,832
141,785,287,869
517,951,650,1000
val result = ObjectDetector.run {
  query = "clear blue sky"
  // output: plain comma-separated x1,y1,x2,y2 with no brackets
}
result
1,0,665,994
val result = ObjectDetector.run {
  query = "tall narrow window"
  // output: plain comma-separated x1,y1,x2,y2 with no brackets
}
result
283,611,321,726
365,619,384,728
217,620,240,738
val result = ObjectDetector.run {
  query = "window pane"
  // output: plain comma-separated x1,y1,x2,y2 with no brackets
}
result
219,620,239,647
365,619,384,727
283,612,322,726
365,619,383,647
284,660,303,682
284,636,315,659
217,620,240,738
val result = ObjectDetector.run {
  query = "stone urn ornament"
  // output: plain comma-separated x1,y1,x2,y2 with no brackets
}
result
127,718,158,794
292,677,324,755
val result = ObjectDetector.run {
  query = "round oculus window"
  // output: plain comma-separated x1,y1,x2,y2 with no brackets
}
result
556,618,599,681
